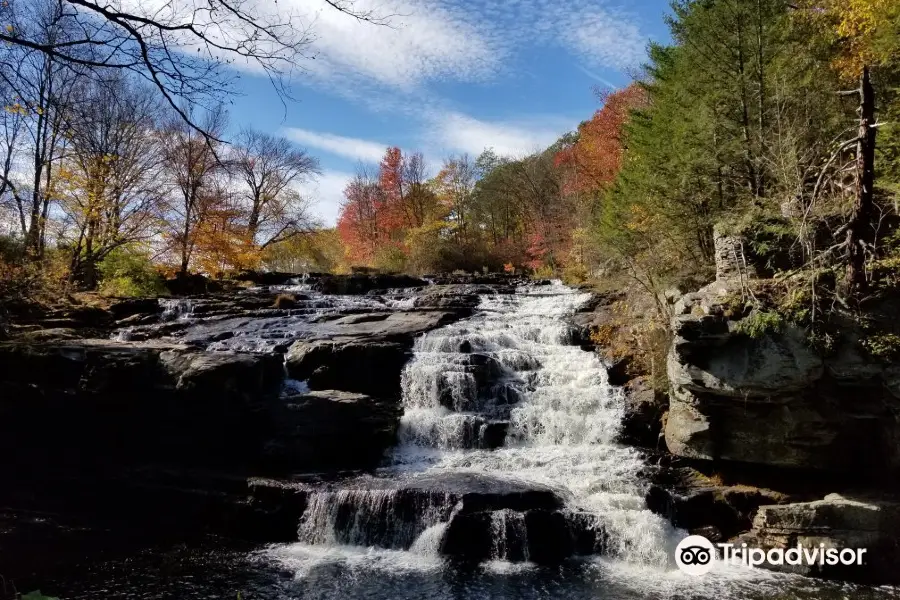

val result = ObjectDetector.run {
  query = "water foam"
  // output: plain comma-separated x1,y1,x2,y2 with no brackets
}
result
389,281,673,566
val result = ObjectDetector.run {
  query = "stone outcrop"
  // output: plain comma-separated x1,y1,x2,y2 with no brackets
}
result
284,310,467,398
619,376,667,448
312,273,428,295
645,467,789,541
664,282,899,475
713,225,757,282
740,493,900,584
264,390,401,471
0,339,284,472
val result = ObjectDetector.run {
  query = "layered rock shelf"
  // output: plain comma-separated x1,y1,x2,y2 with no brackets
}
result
0,274,511,577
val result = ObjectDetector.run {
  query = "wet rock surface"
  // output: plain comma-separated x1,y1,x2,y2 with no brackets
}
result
247,472,594,565
0,276,497,568
265,390,402,472
645,466,789,541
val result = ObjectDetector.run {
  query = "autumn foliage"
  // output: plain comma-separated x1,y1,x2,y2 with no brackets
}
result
554,84,648,196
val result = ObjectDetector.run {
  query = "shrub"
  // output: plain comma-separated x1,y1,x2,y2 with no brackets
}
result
860,333,900,361
97,246,167,297
532,264,555,279
373,245,408,274
274,293,297,309
734,310,786,338
0,237,71,306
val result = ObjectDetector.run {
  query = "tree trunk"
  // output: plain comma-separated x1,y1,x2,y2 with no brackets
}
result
845,66,877,295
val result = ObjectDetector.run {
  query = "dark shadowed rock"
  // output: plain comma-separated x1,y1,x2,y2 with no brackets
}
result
619,376,667,448
248,472,577,563
0,340,283,472
264,390,401,472
287,340,409,398
645,467,788,540
313,274,428,295
284,311,470,398
108,298,163,320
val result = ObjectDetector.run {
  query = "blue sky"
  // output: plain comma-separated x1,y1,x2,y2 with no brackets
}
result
223,0,673,225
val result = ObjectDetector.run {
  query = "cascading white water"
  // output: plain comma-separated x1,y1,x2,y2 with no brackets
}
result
159,298,195,321
259,282,890,599
390,282,675,565
296,487,454,548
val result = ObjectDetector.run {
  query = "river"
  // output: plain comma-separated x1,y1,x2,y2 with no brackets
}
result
35,283,900,599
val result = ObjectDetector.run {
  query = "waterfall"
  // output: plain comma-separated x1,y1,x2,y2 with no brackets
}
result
296,485,455,549
159,298,195,322
390,282,674,566
269,281,675,571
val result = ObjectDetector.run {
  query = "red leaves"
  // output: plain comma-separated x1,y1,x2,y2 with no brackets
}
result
337,147,434,265
555,83,648,196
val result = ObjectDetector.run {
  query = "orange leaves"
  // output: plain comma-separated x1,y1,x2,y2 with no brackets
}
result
555,83,648,196
337,173,384,265
192,198,260,276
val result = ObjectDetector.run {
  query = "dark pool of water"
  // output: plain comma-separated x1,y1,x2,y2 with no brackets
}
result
17,541,900,600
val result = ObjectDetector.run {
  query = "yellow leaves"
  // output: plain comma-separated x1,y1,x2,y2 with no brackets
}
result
5,102,26,116
803,0,896,81
624,203,657,234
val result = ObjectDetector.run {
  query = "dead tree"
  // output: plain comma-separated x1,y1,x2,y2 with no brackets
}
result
844,67,877,296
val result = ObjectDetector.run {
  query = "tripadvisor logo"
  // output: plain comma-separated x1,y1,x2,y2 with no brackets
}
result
674,535,868,576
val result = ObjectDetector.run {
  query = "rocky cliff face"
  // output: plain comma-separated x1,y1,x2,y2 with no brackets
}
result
665,281,900,476
654,265,900,583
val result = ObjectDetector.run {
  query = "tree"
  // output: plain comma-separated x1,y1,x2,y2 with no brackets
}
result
555,84,648,196
261,228,346,274
191,180,257,276
471,151,526,255
605,0,848,277
11,0,87,258
159,106,227,277
231,129,320,249
0,0,388,137
435,154,477,245
337,167,385,265
378,147,437,232
60,75,164,287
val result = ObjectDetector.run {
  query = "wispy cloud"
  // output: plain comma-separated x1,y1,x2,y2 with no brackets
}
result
231,0,651,102
285,128,388,163
299,169,355,226
427,111,574,159
562,8,648,69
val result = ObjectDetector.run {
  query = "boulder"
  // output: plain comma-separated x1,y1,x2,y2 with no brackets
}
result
668,317,823,398
0,340,283,471
741,493,900,584
108,298,163,320
645,467,788,540
286,340,409,398
313,274,428,295
619,376,667,448
264,390,401,471
249,472,586,564
284,311,469,398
